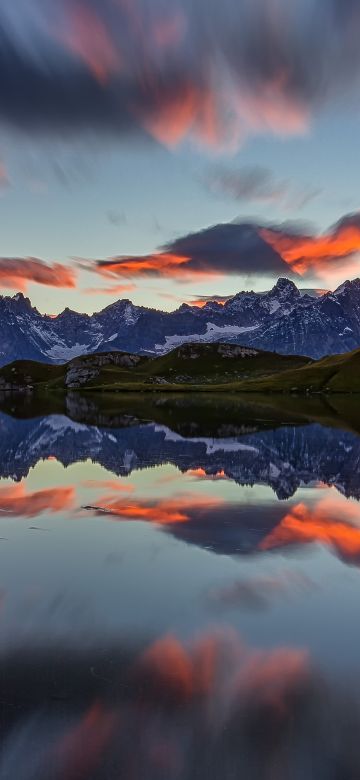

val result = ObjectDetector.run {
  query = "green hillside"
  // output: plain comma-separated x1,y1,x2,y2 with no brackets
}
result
0,342,359,395
235,348,360,394
0,344,312,393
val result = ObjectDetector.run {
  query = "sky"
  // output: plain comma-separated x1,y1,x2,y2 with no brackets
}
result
1,0,360,313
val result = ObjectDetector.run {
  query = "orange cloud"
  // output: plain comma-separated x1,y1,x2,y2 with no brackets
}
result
0,161,10,189
150,11,186,50
96,252,191,279
0,258,76,291
259,497,360,564
59,2,121,84
191,299,226,308
0,483,75,517
261,215,360,278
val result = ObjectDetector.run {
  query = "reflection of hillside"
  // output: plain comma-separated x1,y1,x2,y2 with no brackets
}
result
2,391,360,438
0,411,360,500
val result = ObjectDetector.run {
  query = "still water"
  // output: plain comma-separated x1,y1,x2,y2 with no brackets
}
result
1,397,360,778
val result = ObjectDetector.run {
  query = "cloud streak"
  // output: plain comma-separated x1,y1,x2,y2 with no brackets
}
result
0,0,360,149
0,258,76,291
204,165,321,210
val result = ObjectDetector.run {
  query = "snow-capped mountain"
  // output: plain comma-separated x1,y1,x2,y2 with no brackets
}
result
1,277,360,366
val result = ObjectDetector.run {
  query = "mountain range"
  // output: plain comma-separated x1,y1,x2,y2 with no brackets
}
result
1,277,360,366
1,411,359,502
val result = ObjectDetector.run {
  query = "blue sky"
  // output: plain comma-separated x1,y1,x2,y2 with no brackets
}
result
1,0,360,313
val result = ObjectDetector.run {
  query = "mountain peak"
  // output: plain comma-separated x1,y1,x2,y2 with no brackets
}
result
335,278,360,295
6,292,33,311
271,278,299,296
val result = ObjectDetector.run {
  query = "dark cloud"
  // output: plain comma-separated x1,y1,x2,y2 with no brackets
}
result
90,221,295,280
0,0,360,148
85,210,360,283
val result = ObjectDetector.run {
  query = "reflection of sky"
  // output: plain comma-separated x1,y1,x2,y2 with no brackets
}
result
0,458,360,676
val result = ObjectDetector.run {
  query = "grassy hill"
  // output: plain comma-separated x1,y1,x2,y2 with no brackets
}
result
0,342,358,395
235,348,360,394
0,343,311,393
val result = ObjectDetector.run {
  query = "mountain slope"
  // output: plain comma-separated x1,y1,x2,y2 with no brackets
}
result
0,343,312,392
236,348,360,393
1,277,360,365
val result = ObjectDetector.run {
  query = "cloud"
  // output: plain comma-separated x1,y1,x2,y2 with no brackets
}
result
0,257,76,291
0,161,10,189
261,211,360,279
204,165,321,210
90,209,360,283
87,222,295,281
107,210,128,227
205,165,289,203
84,283,136,296
0,0,360,149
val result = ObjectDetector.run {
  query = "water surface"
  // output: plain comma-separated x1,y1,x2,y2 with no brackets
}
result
1,397,360,778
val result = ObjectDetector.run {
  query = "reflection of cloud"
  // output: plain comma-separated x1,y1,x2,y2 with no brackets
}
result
209,571,315,611
260,496,360,564
186,468,229,481
4,630,360,778
0,483,75,517
54,700,118,780
87,493,224,525
82,480,134,491
136,629,310,714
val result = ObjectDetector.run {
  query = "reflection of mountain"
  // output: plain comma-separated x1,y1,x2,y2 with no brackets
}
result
1,412,360,500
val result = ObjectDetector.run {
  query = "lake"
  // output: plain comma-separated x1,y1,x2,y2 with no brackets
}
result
1,395,360,779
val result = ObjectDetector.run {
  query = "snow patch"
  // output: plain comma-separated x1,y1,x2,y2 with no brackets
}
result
46,344,90,361
154,322,259,353
153,425,259,455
